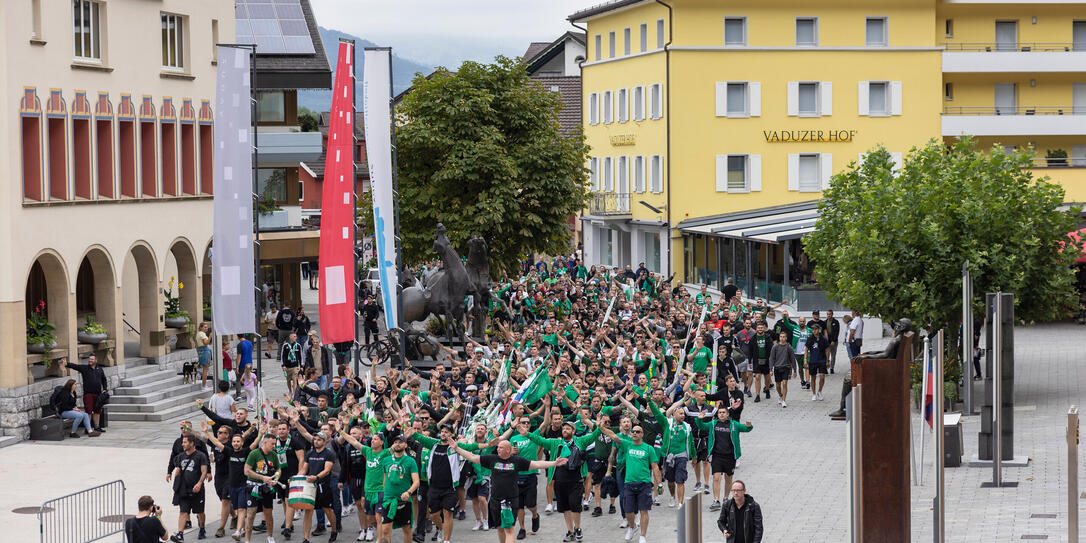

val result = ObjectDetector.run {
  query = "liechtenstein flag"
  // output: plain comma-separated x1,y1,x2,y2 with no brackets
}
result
923,350,935,428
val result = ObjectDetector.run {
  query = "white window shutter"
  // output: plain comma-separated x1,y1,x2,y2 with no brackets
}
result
858,81,870,116
787,81,799,116
821,81,832,116
715,82,727,117
750,155,762,191
612,91,617,122
788,153,800,191
749,82,761,116
891,152,903,172
645,84,651,120
820,153,833,191
891,81,903,115
715,155,727,192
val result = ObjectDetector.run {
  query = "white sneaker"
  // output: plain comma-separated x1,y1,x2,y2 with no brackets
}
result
357,531,366,541
782,401,787,408
812,393,818,401
625,527,634,541
202,386,212,392
472,522,483,531
667,498,675,508
545,502,554,514
777,398,782,406
293,510,301,520
267,537,277,543
366,527,375,541
818,392,825,401
639,537,647,543
482,521,489,531
232,530,243,539
619,519,628,529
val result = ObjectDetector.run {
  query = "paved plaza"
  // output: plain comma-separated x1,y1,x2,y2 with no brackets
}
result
2,295,1083,542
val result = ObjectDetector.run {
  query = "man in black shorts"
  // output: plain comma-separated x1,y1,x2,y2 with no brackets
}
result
299,431,339,542
403,424,461,543
705,409,752,511
451,439,567,543
244,434,282,543
770,331,795,408
806,323,831,401
168,433,209,542
277,419,307,538
743,323,774,403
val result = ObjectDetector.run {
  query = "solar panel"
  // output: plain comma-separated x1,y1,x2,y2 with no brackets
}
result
235,0,315,55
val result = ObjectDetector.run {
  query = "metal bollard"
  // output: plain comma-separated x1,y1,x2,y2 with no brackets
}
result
1069,406,1079,543
685,492,702,543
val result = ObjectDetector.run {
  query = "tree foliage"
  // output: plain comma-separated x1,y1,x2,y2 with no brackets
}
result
805,138,1081,336
393,56,590,276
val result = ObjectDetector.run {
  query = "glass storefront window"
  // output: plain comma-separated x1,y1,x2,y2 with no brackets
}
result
257,168,287,204
256,91,285,123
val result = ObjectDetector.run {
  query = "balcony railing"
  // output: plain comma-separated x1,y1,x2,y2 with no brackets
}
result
943,106,1083,116
1029,157,1086,168
588,192,631,215
943,42,1082,52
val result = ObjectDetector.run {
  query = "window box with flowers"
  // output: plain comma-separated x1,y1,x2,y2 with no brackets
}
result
164,276,191,329
27,300,58,361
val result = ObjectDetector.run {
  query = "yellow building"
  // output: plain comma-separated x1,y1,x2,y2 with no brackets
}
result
571,0,1086,303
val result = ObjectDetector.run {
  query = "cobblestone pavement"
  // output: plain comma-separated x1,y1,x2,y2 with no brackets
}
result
6,287,1085,542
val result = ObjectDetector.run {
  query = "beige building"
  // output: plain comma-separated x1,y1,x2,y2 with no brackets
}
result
0,0,234,436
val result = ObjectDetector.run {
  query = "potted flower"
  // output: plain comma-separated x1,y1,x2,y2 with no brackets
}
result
27,300,57,356
164,276,191,329
203,298,212,322
77,315,109,345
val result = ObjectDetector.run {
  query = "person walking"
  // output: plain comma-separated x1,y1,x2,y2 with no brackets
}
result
716,480,763,543
298,431,339,543
847,310,864,360
275,304,296,359
825,310,840,374
59,356,108,432
242,434,281,543
281,333,302,395
598,420,661,543
377,435,420,543
805,323,831,401
196,322,213,391
742,323,773,403
525,420,601,542
362,296,381,345
700,410,753,511
768,332,795,408
293,307,312,339
125,496,170,543
168,433,210,542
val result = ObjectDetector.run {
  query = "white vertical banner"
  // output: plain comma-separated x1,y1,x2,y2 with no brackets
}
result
211,46,256,335
363,48,399,330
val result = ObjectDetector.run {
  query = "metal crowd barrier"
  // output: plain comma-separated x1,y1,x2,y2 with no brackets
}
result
39,480,127,543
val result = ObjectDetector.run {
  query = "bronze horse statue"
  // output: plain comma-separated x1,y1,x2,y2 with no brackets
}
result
466,237,491,338
401,224,489,344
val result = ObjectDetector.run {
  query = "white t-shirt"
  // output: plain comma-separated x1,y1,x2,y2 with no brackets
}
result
207,393,235,418
849,317,864,340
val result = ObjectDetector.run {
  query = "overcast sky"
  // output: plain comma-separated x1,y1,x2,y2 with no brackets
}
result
310,0,594,68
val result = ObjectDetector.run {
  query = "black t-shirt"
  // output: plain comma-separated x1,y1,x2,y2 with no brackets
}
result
346,446,367,480
210,444,230,477
428,445,454,489
173,450,209,496
275,434,306,476
125,516,166,543
305,447,337,481
480,454,531,502
227,447,249,487
712,421,736,457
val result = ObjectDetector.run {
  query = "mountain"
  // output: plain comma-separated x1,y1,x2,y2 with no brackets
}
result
297,26,435,114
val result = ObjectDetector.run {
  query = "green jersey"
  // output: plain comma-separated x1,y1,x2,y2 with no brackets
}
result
381,453,418,498
360,446,390,496
245,448,281,483
752,333,772,360
689,346,712,374
695,293,712,307
615,439,658,484
510,432,542,475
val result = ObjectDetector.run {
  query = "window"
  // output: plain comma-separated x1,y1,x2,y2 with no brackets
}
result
945,82,954,101
161,12,185,69
258,168,288,203
796,17,818,46
594,34,602,61
640,23,648,52
727,83,748,116
199,123,213,194
609,31,616,58
995,21,1017,52
868,82,888,115
603,90,613,123
727,155,747,191
22,116,43,201
798,154,820,192
1075,21,1086,51
47,117,67,200
590,157,599,190
633,86,645,121
945,19,953,38
716,154,761,192
32,0,43,41
603,157,613,191
257,91,285,123
724,17,746,46
140,120,156,196
73,117,92,198
211,19,219,63
798,83,818,115
73,0,101,60
96,118,113,198
588,93,600,124
161,121,177,195
650,155,663,192
624,28,631,55
634,156,645,192
657,19,665,48
650,83,662,119
866,17,887,46
181,123,196,194
618,88,628,123
119,120,137,197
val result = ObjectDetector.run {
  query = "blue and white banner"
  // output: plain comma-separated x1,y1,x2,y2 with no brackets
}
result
362,48,399,330
211,46,255,335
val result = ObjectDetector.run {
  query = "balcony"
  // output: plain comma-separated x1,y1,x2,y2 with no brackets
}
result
254,131,322,164
942,42,1086,73
588,192,631,216
941,106,1086,136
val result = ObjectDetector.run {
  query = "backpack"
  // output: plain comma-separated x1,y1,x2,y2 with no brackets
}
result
49,386,65,414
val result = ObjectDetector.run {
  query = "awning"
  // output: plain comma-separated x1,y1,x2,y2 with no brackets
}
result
676,201,820,243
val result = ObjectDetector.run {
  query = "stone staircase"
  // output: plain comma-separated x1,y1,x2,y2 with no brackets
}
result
108,354,206,423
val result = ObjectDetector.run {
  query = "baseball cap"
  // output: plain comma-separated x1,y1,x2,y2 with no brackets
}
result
474,347,484,353
390,434,406,444
465,384,478,392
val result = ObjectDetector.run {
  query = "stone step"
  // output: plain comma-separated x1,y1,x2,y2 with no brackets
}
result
119,361,160,378
0,436,22,449
110,382,202,404
108,388,206,414
109,402,203,422
119,368,182,388
115,375,194,396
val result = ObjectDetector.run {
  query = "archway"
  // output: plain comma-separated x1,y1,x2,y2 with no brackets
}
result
122,243,160,358
165,238,200,327
74,246,118,364
24,251,71,380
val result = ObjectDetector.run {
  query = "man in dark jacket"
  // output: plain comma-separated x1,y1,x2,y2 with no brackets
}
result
717,480,762,543
293,307,312,338
275,304,296,359
60,356,108,432
825,309,841,373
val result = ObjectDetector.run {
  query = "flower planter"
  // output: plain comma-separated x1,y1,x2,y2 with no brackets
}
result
28,340,57,353
78,332,108,345
165,316,190,329
203,310,213,322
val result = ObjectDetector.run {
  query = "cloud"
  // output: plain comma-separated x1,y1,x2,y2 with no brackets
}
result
310,0,590,67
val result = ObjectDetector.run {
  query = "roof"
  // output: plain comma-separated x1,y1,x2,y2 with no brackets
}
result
677,201,821,244
319,111,365,140
525,31,587,75
529,76,582,135
252,0,332,90
523,42,552,64
301,150,369,180
569,0,652,23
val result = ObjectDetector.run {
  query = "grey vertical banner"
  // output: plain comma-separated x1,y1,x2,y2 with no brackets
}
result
211,46,256,335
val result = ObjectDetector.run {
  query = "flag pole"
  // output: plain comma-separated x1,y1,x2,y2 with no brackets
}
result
388,49,406,370
919,334,930,486
344,38,360,379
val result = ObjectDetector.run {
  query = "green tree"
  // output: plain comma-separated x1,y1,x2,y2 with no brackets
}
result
805,139,1081,350
394,56,590,276
298,106,320,133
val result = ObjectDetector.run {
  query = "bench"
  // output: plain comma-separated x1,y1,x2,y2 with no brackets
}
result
29,404,74,441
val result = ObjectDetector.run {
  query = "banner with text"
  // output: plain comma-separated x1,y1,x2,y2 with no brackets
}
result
211,46,255,335
363,48,399,331
318,41,357,344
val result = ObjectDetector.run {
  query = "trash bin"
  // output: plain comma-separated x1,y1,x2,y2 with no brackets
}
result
943,413,963,467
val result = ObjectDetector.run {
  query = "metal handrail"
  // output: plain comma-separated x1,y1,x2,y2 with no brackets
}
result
120,313,139,336
942,106,1083,115
943,42,1081,52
